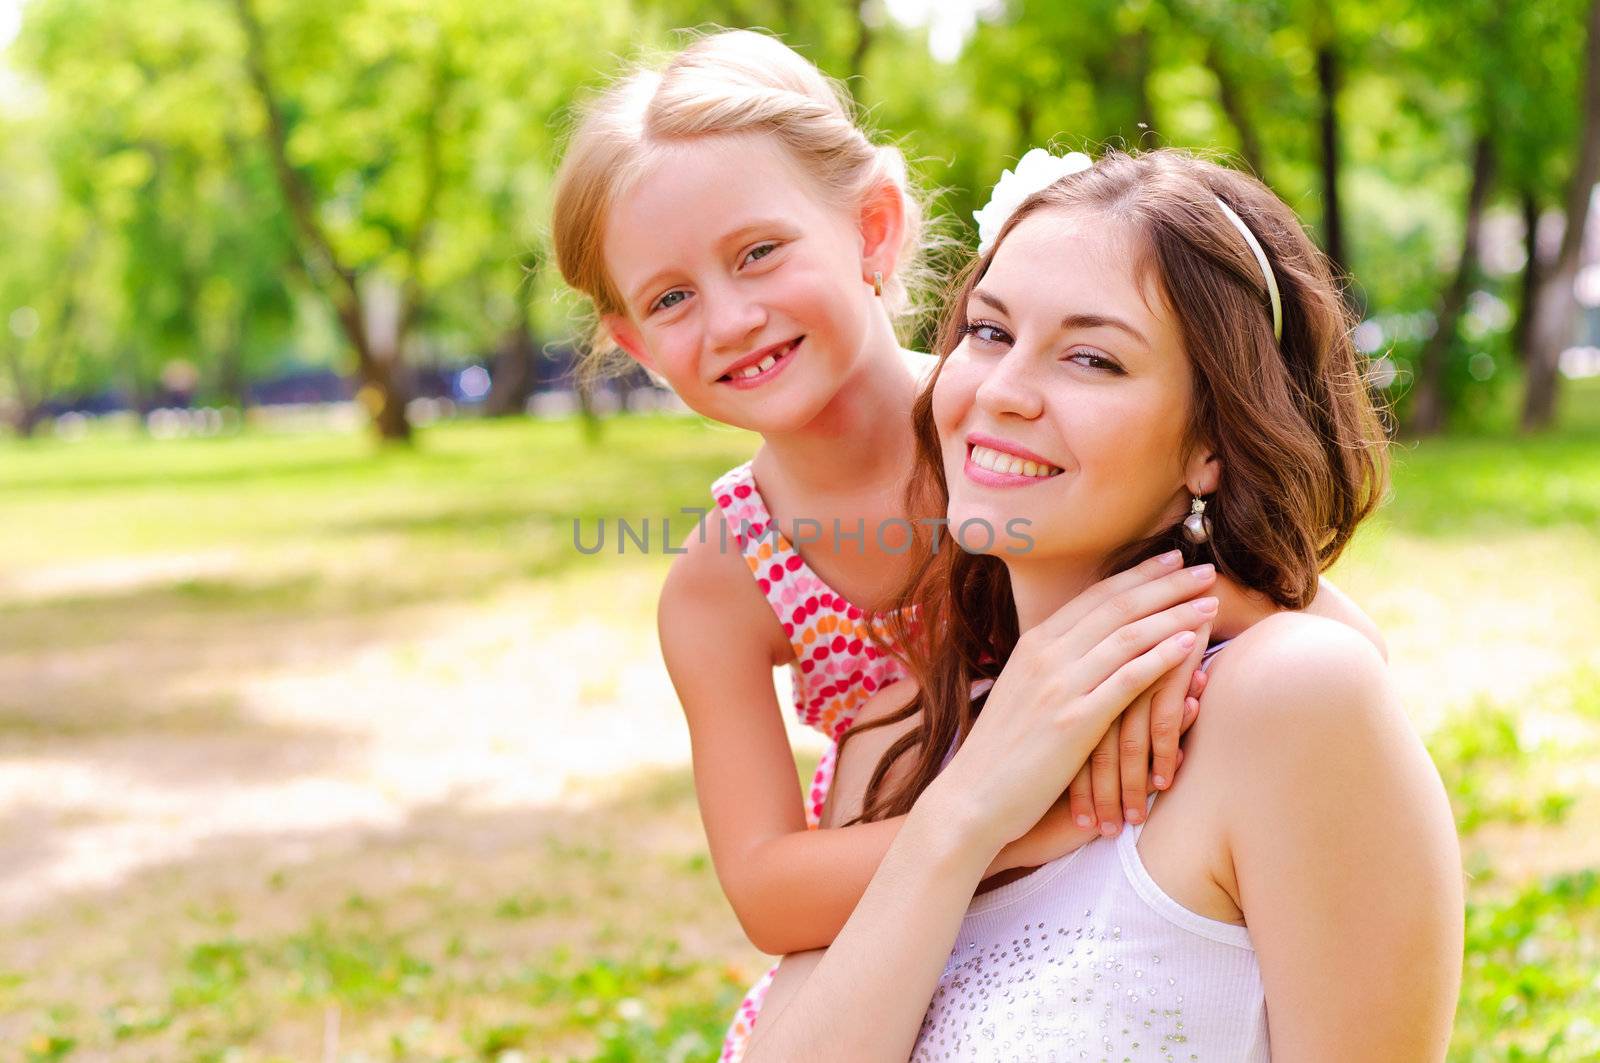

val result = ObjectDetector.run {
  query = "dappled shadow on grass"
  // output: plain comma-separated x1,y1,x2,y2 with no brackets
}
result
0,763,762,1061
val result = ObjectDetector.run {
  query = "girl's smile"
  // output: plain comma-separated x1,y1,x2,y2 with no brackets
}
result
718,336,804,388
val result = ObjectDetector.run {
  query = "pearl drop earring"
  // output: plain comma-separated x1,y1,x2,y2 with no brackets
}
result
1182,496,1212,544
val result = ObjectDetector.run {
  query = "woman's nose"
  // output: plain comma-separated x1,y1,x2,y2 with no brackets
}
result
975,348,1044,420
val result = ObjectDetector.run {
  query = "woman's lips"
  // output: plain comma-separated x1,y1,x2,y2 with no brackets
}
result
719,338,802,389
963,442,1064,487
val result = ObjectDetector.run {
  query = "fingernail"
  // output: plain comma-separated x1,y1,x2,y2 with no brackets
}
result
1125,808,1142,824
1186,696,1200,714
1100,822,1119,837
1151,774,1168,789
1176,631,1197,649
1076,814,1092,829
1190,564,1215,580
1193,596,1219,615
1158,549,1183,566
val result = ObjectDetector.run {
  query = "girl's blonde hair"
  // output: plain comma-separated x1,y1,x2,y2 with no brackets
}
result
551,29,933,381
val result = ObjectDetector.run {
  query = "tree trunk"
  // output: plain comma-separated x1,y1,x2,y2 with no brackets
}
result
1521,0,1600,431
1409,134,1496,436
1513,189,1544,361
231,0,414,443
848,0,876,81
1,343,39,438
485,323,536,417
1205,42,1267,182
1316,37,1349,288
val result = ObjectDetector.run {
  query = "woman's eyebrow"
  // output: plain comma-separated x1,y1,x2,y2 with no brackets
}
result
972,290,1147,346
971,289,1008,314
1061,313,1148,345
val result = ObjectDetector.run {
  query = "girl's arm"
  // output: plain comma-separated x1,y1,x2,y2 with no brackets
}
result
1306,574,1388,659
658,514,917,955
1207,614,1461,1060
746,557,1216,1059
662,518,1202,955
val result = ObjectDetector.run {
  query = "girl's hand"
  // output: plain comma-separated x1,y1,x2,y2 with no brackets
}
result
988,746,1188,875
923,552,1219,857
1066,633,1210,834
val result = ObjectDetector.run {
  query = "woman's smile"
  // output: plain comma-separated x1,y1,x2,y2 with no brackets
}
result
963,432,1065,487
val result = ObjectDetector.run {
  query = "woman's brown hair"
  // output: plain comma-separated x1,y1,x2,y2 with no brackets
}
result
842,147,1390,825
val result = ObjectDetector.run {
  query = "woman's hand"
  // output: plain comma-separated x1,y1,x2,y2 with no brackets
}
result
923,551,1219,858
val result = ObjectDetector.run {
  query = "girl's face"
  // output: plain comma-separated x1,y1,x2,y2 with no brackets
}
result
601,134,893,433
932,208,1217,564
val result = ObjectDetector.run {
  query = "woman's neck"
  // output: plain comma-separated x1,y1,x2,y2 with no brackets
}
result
1007,556,1279,640
754,314,924,500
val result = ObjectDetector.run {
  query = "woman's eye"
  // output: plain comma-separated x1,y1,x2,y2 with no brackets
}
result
652,290,689,313
1067,348,1124,373
963,321,1012,346
743,242,779,266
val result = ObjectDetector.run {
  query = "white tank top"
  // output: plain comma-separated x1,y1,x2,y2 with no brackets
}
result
912,646,1268,1062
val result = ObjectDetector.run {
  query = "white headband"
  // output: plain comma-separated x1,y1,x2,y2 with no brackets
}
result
1213,198,1282,341
973,150,1284,342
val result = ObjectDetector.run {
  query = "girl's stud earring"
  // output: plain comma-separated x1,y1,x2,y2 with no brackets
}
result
1182,496,1212,544
872,270,884,298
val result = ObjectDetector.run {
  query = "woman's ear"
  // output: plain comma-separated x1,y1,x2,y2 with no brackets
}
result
1184,444,1222,497
859,179,906,288
601,313,654,372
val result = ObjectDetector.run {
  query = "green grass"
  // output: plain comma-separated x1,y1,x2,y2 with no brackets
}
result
1,383,1598,1060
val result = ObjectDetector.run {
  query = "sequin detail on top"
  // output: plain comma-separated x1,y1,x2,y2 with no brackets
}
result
711,460,906,823
910,643,1265,1062
711,460,908,1063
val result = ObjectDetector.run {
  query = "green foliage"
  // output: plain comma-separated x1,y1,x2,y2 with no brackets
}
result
1,0,1591,434
1453,870,1600,1062
1429,699,1580,833
528,945,745,1063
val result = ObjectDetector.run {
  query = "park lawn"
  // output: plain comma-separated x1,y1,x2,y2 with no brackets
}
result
1,382,1598,1061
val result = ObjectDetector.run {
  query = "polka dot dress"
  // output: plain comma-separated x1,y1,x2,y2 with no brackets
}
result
710,460,908,1062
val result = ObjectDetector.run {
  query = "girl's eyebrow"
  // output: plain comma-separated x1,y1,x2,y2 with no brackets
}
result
971,290,1147,346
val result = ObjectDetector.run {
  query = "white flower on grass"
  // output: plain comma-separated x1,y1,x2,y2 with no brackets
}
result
973,148,1094,254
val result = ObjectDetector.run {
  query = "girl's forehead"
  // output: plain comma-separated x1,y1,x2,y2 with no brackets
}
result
619,133,824,219
603,133,837,289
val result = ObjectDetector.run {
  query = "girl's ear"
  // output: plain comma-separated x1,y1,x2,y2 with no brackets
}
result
602,313,654,372
859,179,906,287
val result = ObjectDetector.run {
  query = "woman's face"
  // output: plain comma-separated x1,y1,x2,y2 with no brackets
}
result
932,207,1214,563
600,133,881,434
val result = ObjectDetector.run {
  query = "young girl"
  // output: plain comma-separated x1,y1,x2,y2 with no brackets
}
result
550,30,1383,1059
744,147,1463,1060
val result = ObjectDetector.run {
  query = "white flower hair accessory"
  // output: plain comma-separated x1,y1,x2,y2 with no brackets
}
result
973,148,1094,255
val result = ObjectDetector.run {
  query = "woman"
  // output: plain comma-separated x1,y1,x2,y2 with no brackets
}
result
744,148,1464,1061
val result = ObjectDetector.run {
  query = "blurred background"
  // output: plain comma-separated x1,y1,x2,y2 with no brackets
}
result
0,0,1596,1060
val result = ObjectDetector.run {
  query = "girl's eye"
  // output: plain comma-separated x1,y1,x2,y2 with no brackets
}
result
1067,348,1125,373
651,290,690,314
962,320,1012,346
742,242,779,266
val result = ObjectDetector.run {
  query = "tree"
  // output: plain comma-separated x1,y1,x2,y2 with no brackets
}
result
1522,0,1600,430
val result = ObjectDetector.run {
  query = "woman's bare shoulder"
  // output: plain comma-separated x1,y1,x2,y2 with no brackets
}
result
1198,611,1424,801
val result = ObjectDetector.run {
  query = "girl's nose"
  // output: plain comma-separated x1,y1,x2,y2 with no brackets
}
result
705,284,768,352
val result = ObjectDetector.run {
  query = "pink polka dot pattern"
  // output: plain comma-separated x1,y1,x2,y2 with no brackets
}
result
710,460,909,1063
